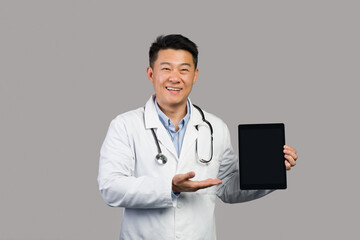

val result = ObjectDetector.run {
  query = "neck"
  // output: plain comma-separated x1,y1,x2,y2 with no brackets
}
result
157,101,188,131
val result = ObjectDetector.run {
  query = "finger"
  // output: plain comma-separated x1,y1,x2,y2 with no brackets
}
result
203,178,223,185
284,145,297,154
285,160,291,170
285,154,296,166
194,179,222,189
284,149,298,161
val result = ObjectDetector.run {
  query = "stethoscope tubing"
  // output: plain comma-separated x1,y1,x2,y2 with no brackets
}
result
150,104,213,164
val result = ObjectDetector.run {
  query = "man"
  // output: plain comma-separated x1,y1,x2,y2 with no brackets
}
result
98,34,298,239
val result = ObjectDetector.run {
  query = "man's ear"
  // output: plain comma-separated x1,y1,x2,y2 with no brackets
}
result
193,68,199,84
146,66,154,83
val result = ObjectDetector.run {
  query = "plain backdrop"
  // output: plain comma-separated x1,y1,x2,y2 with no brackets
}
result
1,1,359,239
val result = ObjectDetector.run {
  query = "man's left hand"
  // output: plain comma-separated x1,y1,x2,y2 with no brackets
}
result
284,145,298,170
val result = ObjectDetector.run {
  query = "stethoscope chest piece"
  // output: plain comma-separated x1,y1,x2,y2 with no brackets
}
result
155,153,167,164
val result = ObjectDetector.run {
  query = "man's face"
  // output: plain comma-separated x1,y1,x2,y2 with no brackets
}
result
147,49,198,110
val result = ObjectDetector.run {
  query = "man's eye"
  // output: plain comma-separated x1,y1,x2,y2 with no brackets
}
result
162,68,170,71
181,69,189,72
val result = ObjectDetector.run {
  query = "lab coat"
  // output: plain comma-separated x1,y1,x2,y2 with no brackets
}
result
98,96,273,240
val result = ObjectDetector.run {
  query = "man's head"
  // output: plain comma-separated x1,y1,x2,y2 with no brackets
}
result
146,34,199,111
149,34,198,69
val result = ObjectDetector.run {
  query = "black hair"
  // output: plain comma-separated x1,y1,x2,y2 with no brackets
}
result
149,34,198,69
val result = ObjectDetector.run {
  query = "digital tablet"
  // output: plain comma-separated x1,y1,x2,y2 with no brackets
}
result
238,123,287,190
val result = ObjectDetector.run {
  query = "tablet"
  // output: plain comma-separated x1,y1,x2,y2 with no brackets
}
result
238,123,286,190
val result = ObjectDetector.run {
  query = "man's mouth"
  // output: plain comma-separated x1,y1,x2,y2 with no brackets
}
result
166,87,182,91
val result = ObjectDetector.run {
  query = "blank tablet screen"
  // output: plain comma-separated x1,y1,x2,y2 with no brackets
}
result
238,123,286,190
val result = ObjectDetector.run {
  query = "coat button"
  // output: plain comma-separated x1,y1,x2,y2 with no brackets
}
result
176,233,182,239
177,202,183,208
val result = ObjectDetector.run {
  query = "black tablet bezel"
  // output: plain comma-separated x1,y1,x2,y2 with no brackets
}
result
238,123,287,190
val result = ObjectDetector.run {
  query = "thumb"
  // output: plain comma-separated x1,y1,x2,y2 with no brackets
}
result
184,171,195,180
174,171,196,183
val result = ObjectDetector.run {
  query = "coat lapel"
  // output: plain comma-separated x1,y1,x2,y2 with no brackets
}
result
179,102,203,159
155,127,178,159
144,95,178,160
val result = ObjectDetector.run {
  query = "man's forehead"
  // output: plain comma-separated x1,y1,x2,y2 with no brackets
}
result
155,49,194,66
160,62,191,67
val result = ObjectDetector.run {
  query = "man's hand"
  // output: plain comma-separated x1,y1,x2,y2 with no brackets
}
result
172,171,222,193
284,145,298,170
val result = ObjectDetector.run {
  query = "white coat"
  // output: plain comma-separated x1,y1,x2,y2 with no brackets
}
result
98,96,273,240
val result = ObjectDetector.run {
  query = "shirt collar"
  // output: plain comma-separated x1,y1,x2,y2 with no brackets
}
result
154,97,191,132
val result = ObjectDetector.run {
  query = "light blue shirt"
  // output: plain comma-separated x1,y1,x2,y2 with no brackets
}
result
154,97,191,158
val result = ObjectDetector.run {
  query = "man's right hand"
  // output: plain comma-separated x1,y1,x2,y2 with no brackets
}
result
172,171,222,193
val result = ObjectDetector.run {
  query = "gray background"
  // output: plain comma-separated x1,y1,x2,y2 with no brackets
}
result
1,0,359,239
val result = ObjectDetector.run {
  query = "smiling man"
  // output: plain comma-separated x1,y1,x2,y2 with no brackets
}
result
98,34,298,240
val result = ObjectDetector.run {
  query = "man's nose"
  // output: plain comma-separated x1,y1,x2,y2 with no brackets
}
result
169,71,180,83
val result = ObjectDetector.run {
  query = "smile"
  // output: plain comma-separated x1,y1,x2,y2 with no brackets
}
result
166,87,182,91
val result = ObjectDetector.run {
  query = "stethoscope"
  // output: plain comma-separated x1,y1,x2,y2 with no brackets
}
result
150,104,213,165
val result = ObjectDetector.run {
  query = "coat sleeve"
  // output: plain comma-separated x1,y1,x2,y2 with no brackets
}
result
216,122,275,203
97,117,174,209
